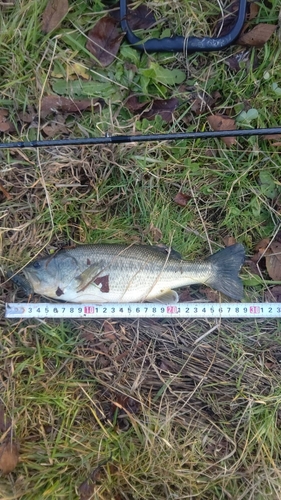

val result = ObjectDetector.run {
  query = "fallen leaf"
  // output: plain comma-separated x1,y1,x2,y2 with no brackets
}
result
207,115,236,147
42,0,69,34
255,238,270,253
238,23,277,47
265,242,281,281
18,106,36,123
215,0,240,38
124,95,149,113
86,16,124,67
41,95,95,117
224,49,256,72
0,440,20,474
264,286,281,303
102,320,116,336
0,180,12,200
178,288,193,302
248,2,260,20
223,236,237,246
111,3,156,30
189,90,221,115
262,134,281,147
245,258,261,276
42,118,69,137
199,286,219,302
174,191,191,207
78,457,111,500
126,4,156,30
110,395,140,419
0,109,15,133
141,98,179,123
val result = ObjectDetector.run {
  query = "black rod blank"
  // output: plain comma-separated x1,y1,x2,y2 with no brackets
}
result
0,128,280,149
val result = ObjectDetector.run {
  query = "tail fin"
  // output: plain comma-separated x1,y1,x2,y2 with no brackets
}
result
206,243,245,300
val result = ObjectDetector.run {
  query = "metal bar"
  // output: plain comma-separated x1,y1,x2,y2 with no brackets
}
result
0,127,280,149
120,0,247,53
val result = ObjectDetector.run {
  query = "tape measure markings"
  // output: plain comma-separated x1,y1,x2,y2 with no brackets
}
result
5,302,281,319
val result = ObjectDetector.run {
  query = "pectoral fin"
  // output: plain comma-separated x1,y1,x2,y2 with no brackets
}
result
147,289,179,304
75,264,104,292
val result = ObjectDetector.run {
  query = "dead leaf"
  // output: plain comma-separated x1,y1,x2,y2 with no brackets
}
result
124,95,149,113
42,0,69,34
245,258,261,276
102,320,116,337
264,286,281,303
18,106,36,123
225,49,255,72
126,4,156,30
199,286,219,302
265,242,281,281
142,98,179,123
238,23,277,47
110,395,140,419
178,288,193,302
42,117,69,137
207,115,237,147
255,238,270,253
0,180,12,200
248,2,260,21
41,95,96,118
262,134,281,147
78,457,111,500
189,90,221,115
223,236,237,246
174,191,191,207
0,440,20,474
86,16,123,67
0,109,15,133
111,3,156,30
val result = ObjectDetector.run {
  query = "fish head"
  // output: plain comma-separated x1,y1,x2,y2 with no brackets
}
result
23,252,78,298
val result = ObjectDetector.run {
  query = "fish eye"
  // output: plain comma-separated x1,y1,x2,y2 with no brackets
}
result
32,261,41,269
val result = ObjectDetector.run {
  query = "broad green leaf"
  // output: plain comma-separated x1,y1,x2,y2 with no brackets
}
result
139,63,186,86
51,79,117,99
259,171,277,199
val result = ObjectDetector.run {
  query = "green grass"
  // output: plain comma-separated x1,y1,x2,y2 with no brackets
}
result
1,0,281,498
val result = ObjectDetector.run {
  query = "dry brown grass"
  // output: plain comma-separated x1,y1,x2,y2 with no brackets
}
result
1,0,281,498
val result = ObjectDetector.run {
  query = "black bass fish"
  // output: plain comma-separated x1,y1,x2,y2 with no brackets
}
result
18,243,245,303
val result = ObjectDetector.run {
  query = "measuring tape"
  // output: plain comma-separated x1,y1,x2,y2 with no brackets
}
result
5,302,281,319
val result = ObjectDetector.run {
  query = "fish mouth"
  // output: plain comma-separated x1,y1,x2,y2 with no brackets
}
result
22,267,41,289
7,270,34,295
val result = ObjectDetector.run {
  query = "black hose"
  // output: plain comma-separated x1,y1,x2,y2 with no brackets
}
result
0,128,280,149
120,0,247,53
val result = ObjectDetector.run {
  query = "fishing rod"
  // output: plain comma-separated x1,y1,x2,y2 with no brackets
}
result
0,127,280,149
